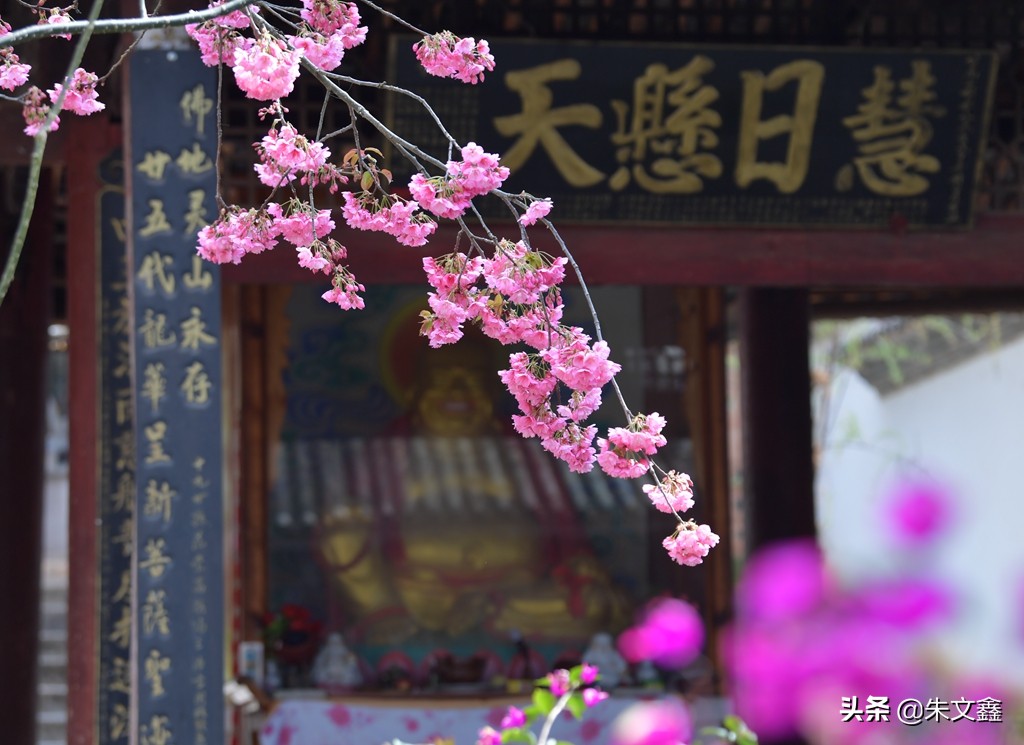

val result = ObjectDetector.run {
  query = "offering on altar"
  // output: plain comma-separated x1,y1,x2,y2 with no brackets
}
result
313,632,363,691
582,632,628,689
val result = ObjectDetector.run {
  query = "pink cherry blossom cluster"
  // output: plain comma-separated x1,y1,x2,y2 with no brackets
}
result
408,142,510,220
300,0,364,39
232,33,301,101
48,67,104,115
289,0,365,71
186,10,254,67
197,200,364,310
413,31,494,84
419,240,630,474
196,206,279,264
42,8,73,40
662,521,720,567
22,86,59,136
643,470,695,514
341,190,437,247
253,123,337,188
596,412,667,478
519,197,553,226
0,18,30,91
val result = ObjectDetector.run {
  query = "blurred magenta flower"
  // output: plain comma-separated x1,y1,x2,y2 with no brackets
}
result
610,700,692,745
886,480,952,544
736,539,825,623
848,578,953,628
617,598,703,669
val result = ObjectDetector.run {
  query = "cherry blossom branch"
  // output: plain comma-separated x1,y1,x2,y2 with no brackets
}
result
0,0,255,47
324,72,461,153
0,0,105,307
352,0,428,37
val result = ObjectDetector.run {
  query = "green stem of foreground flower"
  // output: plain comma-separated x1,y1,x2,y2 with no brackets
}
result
536,690,573,745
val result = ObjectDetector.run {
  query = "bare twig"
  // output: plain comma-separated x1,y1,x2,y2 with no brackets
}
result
0,0,106,307
353,0,429,36
0,0,255,46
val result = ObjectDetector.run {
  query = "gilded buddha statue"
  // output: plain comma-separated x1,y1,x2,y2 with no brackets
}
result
317,331,631,649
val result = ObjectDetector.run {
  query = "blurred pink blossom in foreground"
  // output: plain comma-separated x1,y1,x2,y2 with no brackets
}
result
618,597,703,669
609,699,692,745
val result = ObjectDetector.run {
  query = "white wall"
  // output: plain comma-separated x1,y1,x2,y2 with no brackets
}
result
816,333,1024,688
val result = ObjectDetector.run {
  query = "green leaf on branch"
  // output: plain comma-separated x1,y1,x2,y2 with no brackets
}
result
565,693,586,721
360,170,375,191
501,727,535,745
532,688,556,717
698,726,733,742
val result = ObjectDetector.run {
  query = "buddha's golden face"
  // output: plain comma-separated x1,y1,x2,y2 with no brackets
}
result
415,365,494,436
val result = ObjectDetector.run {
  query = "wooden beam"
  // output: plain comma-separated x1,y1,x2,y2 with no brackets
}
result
223,214,1024,288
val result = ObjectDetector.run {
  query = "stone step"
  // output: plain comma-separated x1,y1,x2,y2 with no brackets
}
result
38,651,67,670
40,628,67,644
37,709,67,727
37,665,69,686
36,722,67,744
38,681,68,710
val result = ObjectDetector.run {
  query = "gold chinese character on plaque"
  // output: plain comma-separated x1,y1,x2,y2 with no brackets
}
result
144,649,171,697
111,568,131,603
181,361,213,405
109,605,131,649
735,60,825,194
139,199,173,238
139,311,177,351
837,60,946,196
180,84,213,136
137,150,172,181
111,472,133,513
113,339,131,379
140,537,172,578
109,703,128,740
142,361,168,415
183,189,209,235
610,56,722,193
113,429,134,472
177,143,214,175
110,217,127,244
494,59,606,187
108,656,131,694
143,589,171,636
143,479,177,525
112,517,133,558
141,715,173,745
137,251,176,295
180,306,217,351
115,387,133,426
183,254,213,292
144,421,172,465
111,293,132,336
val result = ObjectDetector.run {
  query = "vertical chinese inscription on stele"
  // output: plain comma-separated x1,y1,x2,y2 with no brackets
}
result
129,48,223,745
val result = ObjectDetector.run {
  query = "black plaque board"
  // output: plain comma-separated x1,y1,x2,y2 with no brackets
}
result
390,39,997,228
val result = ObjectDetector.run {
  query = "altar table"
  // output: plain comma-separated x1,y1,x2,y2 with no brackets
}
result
258,693,717,745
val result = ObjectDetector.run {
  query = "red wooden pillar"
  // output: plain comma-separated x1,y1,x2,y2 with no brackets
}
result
0,172,53,745
739,287,817,548
66,116,120,745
